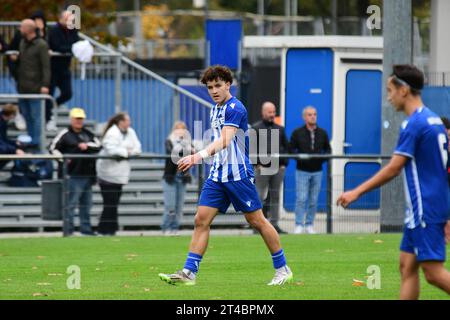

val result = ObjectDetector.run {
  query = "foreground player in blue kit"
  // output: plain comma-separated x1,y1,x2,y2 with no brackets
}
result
338,64,450,299
159,65,292,286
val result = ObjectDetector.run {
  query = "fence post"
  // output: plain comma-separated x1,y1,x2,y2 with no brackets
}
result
326,158,333,234
62,159,70,237
40,99,45,154
115,55,122,113
198,163,204,198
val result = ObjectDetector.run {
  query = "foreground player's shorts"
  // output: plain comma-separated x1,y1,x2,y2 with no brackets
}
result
198,178,263,213
400,223,446,262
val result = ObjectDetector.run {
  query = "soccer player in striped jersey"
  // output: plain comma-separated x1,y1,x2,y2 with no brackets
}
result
337,64,450,299
159,65,293,286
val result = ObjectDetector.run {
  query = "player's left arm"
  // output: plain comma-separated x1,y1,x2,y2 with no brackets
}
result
177,126,237,172
337,154,408,208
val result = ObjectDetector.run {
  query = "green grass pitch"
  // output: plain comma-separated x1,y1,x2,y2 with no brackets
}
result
0,234,449,300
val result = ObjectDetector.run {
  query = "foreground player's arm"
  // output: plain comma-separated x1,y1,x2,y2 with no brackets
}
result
177,126,237,172
337,154,408,208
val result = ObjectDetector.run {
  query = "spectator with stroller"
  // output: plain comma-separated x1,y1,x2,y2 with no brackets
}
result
49,107,101,236
161,121,193,236
96,112,142,236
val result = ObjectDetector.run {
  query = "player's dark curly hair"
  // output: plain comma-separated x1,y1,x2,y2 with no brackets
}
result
391,64,424,96
200,65,233,85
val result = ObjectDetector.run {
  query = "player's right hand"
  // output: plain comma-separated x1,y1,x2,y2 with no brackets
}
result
336,190,359,208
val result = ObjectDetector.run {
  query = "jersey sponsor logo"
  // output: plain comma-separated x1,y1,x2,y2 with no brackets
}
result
211,116,224,129
246,201,252,207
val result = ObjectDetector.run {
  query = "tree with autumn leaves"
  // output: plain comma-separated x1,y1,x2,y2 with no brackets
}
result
0,0,123,46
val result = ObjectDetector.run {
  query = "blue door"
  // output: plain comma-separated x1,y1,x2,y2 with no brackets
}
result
284,49,334,212
344,70,382,209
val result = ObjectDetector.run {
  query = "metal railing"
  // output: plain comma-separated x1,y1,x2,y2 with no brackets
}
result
0,93,57,153
0,153,409,237
425,72,450,87
0,22,213,154
0,153,204,236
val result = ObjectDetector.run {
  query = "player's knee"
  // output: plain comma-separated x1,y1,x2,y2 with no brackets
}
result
422,266,440,286
194,213,210,229
399,261,415,279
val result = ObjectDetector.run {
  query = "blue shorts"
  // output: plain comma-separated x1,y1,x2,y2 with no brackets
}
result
198,178,263,213
400,223,446,262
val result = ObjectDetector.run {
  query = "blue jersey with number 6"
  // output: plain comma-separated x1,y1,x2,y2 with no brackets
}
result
394,106,449,229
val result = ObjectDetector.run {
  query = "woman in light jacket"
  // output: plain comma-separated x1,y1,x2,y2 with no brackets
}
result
162,121,193,235
96,112,141,236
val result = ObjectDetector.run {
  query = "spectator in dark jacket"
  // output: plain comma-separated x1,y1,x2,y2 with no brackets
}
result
47,11,80,125
0,104,25,170
15,19,50,149
290,106,331,234
49,108,101,236
8,11,48,83
251,101,289,234
161,121,193,235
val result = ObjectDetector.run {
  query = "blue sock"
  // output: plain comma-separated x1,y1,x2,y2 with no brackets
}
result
183,252,203,274
272,249,287,269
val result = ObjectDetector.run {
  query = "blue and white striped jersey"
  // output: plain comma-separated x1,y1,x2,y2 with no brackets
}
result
394,106,449,229
207,96,254,182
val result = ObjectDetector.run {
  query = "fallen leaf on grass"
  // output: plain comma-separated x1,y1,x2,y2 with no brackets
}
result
32,293,48,297
352,279,365,287
123,284,130,288
36,256,45,260
32,266,38,270
373,240,384,244
126,254,138,258
144,288,151,292
294,281,305,286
